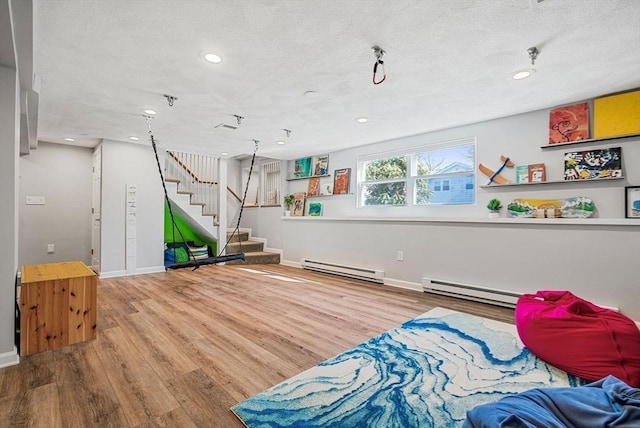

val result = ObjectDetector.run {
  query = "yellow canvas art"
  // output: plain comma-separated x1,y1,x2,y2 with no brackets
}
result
593,90,640,138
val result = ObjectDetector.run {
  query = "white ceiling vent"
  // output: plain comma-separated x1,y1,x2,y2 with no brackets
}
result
214,123,238,130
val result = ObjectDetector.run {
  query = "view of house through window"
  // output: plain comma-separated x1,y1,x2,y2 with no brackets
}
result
358,138,476,207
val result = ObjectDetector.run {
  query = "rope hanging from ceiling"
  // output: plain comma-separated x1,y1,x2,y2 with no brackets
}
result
145,112,258,270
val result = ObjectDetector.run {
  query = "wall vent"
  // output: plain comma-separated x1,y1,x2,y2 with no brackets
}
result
301,259,384,283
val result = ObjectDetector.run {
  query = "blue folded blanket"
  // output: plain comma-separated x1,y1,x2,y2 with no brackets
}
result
463,375,640,427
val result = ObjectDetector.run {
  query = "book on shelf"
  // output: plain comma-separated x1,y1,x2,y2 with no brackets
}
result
306,177,320,197
333,168,351,194
528,163,546,182
313,155,329,176
308,202,323,217
292,192,306,216
515,165,529,184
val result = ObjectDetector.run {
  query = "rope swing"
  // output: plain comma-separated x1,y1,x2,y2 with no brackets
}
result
146,115,257,270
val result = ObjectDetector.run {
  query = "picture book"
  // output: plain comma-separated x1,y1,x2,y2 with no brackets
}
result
548,102,590,144
308,202,323,217
294,157,312,178
515,165,529,184
528,163,546,182
306,177,320,197
313,155,329,176
292,192,306,216
333,168,351,194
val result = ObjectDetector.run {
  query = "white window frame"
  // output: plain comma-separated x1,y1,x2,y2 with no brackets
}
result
357,137,476,208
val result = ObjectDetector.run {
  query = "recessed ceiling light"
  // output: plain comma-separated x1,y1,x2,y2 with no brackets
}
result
276,141,286,145
204,53,222,64
511,69,535,80
221,152,229,156
144,109,157,115
356,117,368,123
64,137,75,142
304,90,318,97
129,136,139,141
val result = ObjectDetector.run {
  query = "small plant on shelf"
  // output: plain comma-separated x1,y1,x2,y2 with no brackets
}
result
487,198,502,218
283,194,295,212
487,198,503,211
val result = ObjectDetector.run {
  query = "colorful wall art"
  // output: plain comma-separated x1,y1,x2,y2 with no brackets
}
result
564,147,622,180
593,90,640,138
548,102,590,144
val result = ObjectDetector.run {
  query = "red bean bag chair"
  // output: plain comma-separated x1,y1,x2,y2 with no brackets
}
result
515,290,640,387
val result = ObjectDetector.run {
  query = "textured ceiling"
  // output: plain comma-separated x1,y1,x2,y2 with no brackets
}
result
35,0,640,159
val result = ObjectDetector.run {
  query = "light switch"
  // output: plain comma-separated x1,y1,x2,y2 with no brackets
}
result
47,244,55,253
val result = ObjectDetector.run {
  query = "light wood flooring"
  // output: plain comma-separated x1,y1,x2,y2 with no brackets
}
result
1,264,514,427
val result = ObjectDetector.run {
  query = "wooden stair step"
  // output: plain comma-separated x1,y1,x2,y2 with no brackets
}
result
225,241,264,253
226,231,249,242
225,251,280,265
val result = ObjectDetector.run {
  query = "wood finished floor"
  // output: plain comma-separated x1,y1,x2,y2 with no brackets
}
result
1,264,514,427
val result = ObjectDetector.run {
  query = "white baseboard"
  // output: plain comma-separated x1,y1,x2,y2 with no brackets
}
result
135,265,166,275
384,278,422,292
0,347,20,368
99,265,165,279
99,269,127,279
280,259,302,268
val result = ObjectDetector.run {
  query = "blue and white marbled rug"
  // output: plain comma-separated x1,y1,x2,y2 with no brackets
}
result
231,307,581,427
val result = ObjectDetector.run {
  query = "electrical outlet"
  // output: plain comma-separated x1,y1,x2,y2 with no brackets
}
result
397,250,404,261
47,244,55,253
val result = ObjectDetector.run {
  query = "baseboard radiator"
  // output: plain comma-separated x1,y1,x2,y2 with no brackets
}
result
301,259,384,283
423,278,520,308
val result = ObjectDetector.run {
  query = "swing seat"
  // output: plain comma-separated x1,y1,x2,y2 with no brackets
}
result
166,253,246,269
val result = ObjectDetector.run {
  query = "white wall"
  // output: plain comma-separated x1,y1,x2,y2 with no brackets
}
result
0,64,20,365
99,140,165,276
241,107,640,320
19,142,92,266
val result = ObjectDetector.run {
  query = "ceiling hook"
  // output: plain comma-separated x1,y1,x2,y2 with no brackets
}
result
283,129,291,138
164,94,178,107
372,45,385,61
234,114,244,125
527,47,539,65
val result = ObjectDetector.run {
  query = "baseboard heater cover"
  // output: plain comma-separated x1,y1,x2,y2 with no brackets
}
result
423,278,520,308
301,259,384,283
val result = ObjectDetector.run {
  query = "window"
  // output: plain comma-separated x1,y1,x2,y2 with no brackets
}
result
360,156,407,206
358,138,475,207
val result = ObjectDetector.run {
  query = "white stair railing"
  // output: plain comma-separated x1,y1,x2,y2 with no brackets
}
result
165,151,219,218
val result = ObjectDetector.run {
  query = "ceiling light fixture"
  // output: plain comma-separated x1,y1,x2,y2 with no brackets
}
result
129,136,139,141
511,69,535,80
356,117,368,123
64,137,75,142
144,109,157,115
204,53,222,64
221,152,229,156
303,90,318,97
276,141,286,145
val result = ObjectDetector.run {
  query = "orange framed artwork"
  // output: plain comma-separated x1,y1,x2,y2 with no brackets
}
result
333,168,351,194
548,102,590,144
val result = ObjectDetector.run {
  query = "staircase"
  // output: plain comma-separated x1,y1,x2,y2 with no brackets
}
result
164,150,280,265
223,231,280,265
